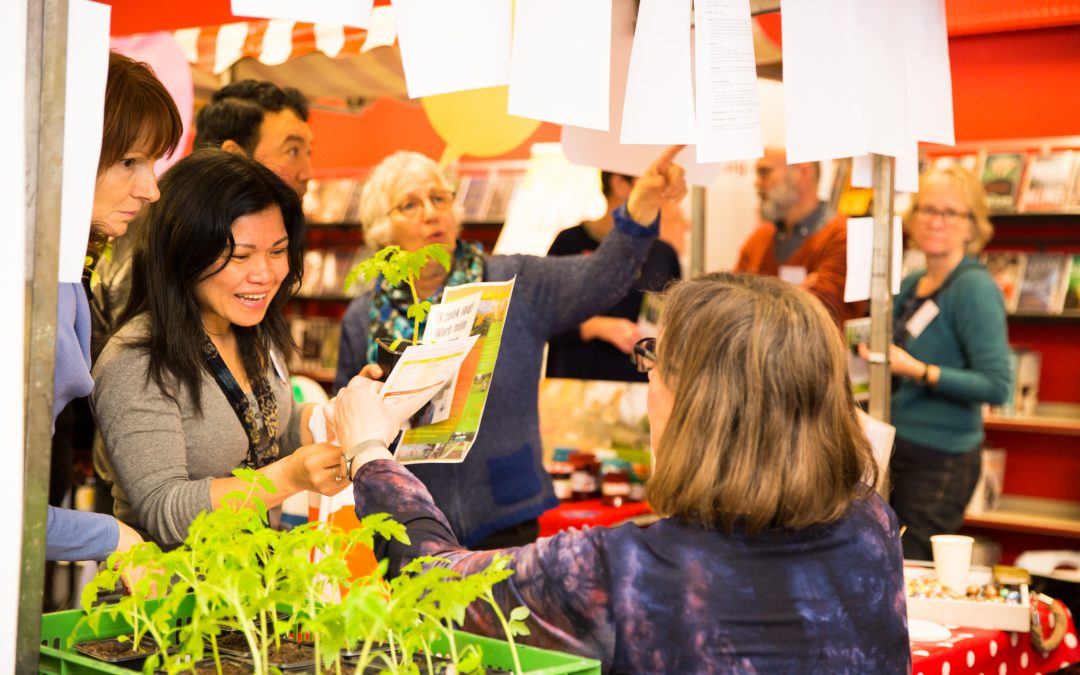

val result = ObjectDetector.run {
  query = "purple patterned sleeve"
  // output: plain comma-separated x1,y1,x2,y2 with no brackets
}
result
353,460,615,662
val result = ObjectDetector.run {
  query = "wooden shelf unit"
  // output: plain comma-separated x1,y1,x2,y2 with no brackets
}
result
965,496,1080,539
961,193,1080,561
985,403,1080,436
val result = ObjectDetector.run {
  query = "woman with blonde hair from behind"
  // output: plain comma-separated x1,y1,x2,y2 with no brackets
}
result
333,272,910,673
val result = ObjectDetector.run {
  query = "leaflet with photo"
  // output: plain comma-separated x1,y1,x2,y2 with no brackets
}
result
393,277,516,464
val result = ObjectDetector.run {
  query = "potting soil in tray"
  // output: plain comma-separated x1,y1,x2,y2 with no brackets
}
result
73,634,159,665
163,656,252,674
214,635,316,669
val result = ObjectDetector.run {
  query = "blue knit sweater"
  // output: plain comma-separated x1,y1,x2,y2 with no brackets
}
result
336,206,659,546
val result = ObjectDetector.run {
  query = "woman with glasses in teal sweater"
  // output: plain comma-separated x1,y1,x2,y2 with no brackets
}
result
873,165,1011,560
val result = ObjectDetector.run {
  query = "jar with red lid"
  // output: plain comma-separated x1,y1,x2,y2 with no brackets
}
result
600,459,633,507
568,452,600,501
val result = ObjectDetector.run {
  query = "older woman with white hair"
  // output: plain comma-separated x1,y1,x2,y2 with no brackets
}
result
336,146,686,549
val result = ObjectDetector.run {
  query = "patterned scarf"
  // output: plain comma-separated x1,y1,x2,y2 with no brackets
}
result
201,335,281,469
367,240,486,364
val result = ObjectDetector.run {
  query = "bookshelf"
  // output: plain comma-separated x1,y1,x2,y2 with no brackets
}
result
956,175,1080,561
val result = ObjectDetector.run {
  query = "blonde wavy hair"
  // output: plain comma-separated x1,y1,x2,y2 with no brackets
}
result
904,164,994,254
359,151,463,250
647,273,877,534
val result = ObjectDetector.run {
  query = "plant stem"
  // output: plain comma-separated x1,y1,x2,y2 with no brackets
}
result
407,279,421,346
485,592,523,675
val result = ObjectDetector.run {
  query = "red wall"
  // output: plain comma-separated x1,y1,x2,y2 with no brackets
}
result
950,25,1080,141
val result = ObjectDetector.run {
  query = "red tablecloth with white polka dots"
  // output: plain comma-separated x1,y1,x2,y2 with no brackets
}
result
911,601,1079,675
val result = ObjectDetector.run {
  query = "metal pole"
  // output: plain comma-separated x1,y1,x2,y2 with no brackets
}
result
20,0,67,666
690,185,706,277
867,154,895,422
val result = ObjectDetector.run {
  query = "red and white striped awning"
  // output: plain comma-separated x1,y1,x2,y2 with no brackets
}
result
173,6,396,74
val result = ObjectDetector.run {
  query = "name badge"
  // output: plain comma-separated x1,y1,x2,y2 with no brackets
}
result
906,300,940,338
779,265,808,285
270,350,290,385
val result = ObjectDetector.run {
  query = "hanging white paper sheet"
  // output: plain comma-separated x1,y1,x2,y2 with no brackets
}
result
508,0,611,131
231,0,375,29
857,408,896,493
620,0,695,145
855,0,909,158
562,0,721,187
693,0,762,163
58,0,111,284
844,215,902,303
393,0,511,99
903,0,954,146
781,0,867,164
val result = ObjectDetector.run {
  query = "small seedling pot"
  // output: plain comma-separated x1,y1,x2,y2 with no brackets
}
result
156,656,250,675
73,634,161,668
238,638,316,671
374,337,407,382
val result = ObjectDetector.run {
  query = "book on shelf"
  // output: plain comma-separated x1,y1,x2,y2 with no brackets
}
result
929,153,981,175
457,175,491,222
843,317,871,403
990,347,1041,417
296,247,367,298
303,178,361,224
287,315,341,375
980,251,1026,313
1069,160,1080,210
484,175,520,223
965,447,1006,515
1019,150,1074,212
1065,254,1080,311
1016,252,1072,314
298,249,326,297
980,152,1027,213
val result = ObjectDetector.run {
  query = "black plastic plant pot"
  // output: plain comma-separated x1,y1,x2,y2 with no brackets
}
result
375,337,407,382
73,634,160,668
156,656,250,675
266,638,318,671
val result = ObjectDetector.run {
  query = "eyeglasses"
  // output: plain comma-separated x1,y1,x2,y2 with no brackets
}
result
914,205,972,226
631,337,657,373
389,190,456,219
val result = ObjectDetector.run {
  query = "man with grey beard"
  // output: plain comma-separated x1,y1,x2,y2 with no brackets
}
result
734,146,864,325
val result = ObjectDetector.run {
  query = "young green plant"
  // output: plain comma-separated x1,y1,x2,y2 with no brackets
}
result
344,244,452,350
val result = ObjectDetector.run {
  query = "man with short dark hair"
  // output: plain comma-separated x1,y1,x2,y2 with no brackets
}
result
545,171,681,382
735,146,863,325
193,80,313,196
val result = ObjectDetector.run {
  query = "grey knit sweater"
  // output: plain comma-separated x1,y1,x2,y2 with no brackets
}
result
92,315,303,546
335,206,660,547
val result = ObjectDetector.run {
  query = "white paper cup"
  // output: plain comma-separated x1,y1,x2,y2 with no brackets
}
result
931,534,975,593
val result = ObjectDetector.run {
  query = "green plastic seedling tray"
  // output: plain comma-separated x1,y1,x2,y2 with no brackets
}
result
39,596,600,674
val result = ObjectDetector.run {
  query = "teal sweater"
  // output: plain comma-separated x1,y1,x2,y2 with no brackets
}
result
892,257,1011,453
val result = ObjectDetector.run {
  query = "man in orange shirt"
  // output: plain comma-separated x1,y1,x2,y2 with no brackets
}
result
735,146,864,325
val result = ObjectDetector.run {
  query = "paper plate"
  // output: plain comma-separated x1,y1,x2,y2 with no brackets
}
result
908,618,952,642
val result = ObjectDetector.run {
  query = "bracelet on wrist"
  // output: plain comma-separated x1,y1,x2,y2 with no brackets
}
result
919,362,931,385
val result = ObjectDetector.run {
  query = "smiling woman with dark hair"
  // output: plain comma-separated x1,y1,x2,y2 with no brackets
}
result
91,149,346,547
332,272,911,673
